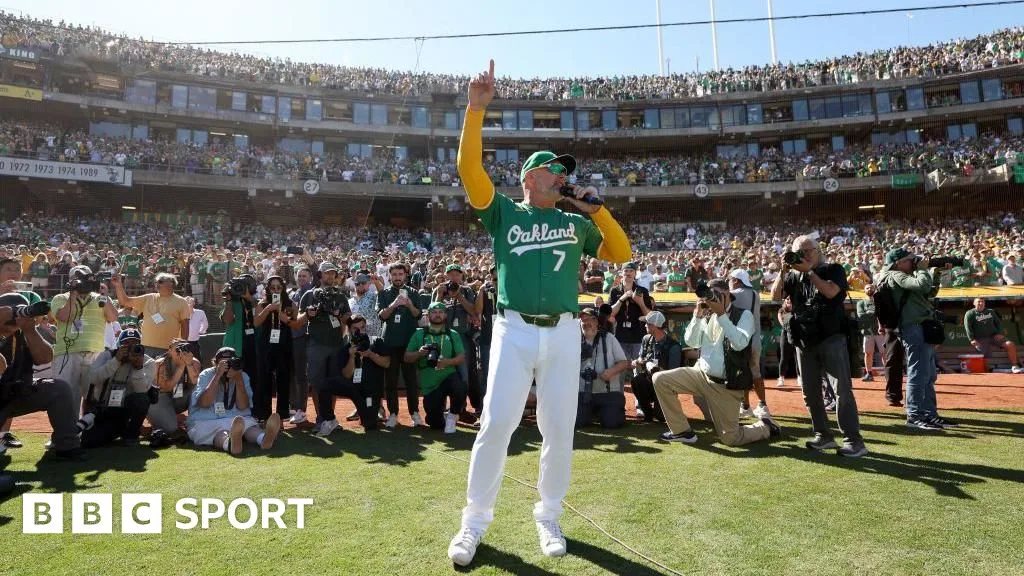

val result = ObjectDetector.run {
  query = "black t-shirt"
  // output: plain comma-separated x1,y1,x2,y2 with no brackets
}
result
0,330,35,402
338,336,388,386
783,263,849,343
609,284,654,344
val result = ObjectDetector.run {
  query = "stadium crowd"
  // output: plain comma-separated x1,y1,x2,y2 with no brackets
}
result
3,117,1024,187
2,12,1023,100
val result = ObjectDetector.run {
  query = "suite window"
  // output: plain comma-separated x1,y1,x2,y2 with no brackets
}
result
353,102,370,125
125,80,156,105
171,85,188,109
982,79,1003,102
518,110,533,130
306,99,322,121
1009,117,1023,136
831,135,845,151
746,104,762,125
411,106,429,128
644,109,660,129
560,110,574,130
502,110,518,130
906,87,925,111
231,91,246,111
601,110,617,131
277,97,292,121
792,99,809,121
370,104,388,125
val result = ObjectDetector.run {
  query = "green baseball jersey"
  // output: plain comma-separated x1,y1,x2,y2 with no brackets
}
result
121,254,143,277
666,272,686,293
209,261,229,282
475,193,602,316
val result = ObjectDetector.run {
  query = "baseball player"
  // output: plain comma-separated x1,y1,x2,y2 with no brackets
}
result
447,59,632,566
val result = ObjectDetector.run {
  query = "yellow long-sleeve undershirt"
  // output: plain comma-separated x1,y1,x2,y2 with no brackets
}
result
456,107,632,264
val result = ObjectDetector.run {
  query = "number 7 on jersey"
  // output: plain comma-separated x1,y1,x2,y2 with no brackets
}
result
552,249,566,272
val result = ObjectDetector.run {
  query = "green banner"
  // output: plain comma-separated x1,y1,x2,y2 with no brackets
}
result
892,173,923,189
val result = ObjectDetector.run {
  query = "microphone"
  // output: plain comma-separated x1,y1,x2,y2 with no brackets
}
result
559,185,604,206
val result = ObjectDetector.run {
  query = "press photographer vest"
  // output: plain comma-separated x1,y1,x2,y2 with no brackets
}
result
719,306,754,391
640,332,680,372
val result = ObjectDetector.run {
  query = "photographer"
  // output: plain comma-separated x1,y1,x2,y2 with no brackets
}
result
576,308,629,429
729,269,771,420
295,262,351,428
880,249,958,430
220,274,258,383
0,293,85,461
254,276,301,423
313,314,390,436
187,347,280,455
110,272,190,357
771,236,866,457
653,279,782,446
288,266,315,425
50,265,118,417
80,329,156,448
630,311,682,423
432,264,478,416
404,302,466,434
149,338,200,440
377,263,423,428
609,262,654,364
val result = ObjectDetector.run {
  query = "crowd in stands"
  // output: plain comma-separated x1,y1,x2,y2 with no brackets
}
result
3,117,1023,187
2,12,1023,100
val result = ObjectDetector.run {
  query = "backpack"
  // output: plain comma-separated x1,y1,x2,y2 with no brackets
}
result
872,281,909,330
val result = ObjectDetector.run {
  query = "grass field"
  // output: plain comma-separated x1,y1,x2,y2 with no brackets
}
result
2,409,1024,576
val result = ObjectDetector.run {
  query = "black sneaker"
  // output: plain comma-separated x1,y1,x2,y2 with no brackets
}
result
928,416,959,429
906,418,943,431
53,447,88,462
761,417,783,439
660,429,698,444
838,441,868,458
805,434,839,451
1,432,23,448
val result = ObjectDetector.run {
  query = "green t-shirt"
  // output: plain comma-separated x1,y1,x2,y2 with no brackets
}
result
377,285,423,348
209,261,229,283
406,327,465,396
193,258,209,282
29,261,50,279
603,271,615,293
666,272,686,293
121,254,144,277
747,268,764,291
474,193,602,316
951,266,975,288
221,299,255,356
157,256,176,271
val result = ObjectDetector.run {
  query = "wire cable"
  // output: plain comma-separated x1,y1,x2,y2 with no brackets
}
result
425,445,687,576
159,1,1024,46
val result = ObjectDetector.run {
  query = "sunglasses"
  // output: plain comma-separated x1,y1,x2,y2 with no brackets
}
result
543,163,567,175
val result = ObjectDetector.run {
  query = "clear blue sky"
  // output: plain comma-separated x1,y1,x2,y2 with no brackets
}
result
2,0,1019,78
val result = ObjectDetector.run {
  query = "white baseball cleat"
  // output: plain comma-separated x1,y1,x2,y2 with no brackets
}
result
448,526,485,566
536,520,567,557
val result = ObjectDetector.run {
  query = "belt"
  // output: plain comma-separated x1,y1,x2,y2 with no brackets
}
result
497,306,577,328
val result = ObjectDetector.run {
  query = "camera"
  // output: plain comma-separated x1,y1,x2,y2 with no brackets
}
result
224,275,257,299
783,250,804,266
70,271,110,294
694,279,722,304
350,331,371,352
130,344,144,355
581,340,594,360
446,280,460,293
226,357,243,371
580,367,598,382
919,255,967,269
424,343,441,368
310,286,346,316
6,301,50,325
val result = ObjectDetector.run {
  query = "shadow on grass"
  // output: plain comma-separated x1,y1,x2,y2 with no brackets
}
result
456,539,665,576
860,409,1024,439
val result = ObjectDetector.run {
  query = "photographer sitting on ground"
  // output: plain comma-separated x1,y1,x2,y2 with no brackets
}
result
653,279,782,446
576,308,630,429
149,338,200,442
404,302,466,433
186,347,280,455
80,329,157,448
0,293,85,461
313,314,391,437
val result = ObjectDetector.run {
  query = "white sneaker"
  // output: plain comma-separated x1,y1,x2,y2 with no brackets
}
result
1013,365,1023,374
635,408,646,419
448,526,484,566
411,412,425,427
385,414,398,429
444,412,457,434
44,439,53,451
738,405,754,419
289,410,307,425
776,377,786,387
316,419,339,437
753,403,771,419
536,520,567,557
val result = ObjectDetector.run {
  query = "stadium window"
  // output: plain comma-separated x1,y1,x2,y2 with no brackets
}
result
659,109,675,129
371,104,388,125
411,106,429,128
690,106,712,128
831,135,845,151
306,99,322,121
960,81,981,105
353,102,370,124
311,141,324,155
187,86,216,112
746,143,760,157
458,109,465,129
643,109,660,129
89,121,131,139
782,138,807,155
483,110,503,129
234,134,249,149
602,110,617,131
906,129,922,144
905,87,925,111
125,80,156,105
982,79,1003,102
576,111,590,131
617,110,643,129
502,110,518,130
444,111,458,130
875,92,891,114
347,143,371,158
707,108,721,130
674,107,691,128
960,123,977,139
176,128,191,143
277,97,292,121
171,85,188,109
388,105,411,127
825,97,842,119
791,99,809,121
192,130,208,147
841,95,861,117
531,110,558,130
324,101,351,122
261,95,277,115
716,145,742,159
947,125,962,141
808,98,825,120
560,110,574,130
232,91,246,111
859,93,873,116
518,110,533,130
746,104,762,125
131,124,148,141
436,147,446,162
1009,118,1023,136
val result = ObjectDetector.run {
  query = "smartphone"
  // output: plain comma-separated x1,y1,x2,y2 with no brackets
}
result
272,293,281,304
400,289,408,299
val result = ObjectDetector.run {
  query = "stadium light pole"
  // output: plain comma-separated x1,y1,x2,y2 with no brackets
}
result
709,0,720,71
767,0,778,65
656,0,665,75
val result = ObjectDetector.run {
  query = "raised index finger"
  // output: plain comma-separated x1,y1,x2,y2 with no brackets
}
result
488,59,495,81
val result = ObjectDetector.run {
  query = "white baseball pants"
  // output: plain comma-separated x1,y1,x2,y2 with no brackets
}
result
461,310,581,531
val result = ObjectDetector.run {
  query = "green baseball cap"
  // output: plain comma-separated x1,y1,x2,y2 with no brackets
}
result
428,301,447,311
519,150,577,182
445,264,463,274
885,248,913,269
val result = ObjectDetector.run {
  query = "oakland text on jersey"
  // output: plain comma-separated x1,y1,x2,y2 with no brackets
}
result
507,222,579,256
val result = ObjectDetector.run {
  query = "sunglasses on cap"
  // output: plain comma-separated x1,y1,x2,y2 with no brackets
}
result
543,163,567,175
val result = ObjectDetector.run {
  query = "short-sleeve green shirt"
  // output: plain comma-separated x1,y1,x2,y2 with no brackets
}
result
406,327,465,395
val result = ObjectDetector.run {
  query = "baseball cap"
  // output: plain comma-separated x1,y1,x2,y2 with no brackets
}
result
69,265,93,280
214,346,238,360
318,261,339,273
729,269,753,288
623,262,638,271
643,311,666,328
885,248,913,269
445,264,463,274
519,150,577,182
580,307,598,318
354,273,370,284
117,328,142,347
428,301,447,311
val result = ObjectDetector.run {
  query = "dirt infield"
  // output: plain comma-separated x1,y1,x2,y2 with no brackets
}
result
8,373,1023,435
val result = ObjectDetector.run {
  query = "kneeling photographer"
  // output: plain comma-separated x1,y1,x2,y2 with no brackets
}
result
404,302,466,433
80,329,157,448
220,274,259,383
313,314,390,437
630,310,682,423
149,338,201,442
653,280,781,446
576,308,630,429
0,293,85,461
771,236,866,457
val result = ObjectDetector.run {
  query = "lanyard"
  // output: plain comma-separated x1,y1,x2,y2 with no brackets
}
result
241,300,254,330
221,377,236,409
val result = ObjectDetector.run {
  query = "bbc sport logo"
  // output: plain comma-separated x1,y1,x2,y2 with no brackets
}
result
22,494,313,534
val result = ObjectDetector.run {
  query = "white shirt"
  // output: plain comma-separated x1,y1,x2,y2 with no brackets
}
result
188,309,209,341
636,270,655,291
104,321,122,351
684,306,754,380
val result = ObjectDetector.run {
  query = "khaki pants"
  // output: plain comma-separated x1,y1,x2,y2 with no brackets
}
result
652,367,770,446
